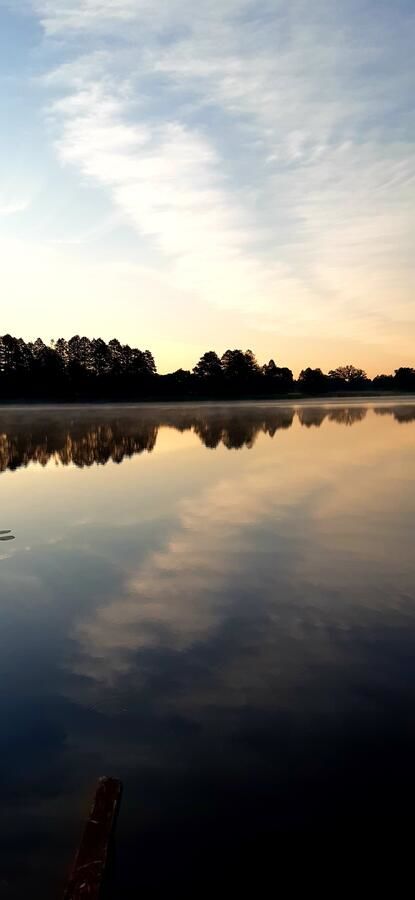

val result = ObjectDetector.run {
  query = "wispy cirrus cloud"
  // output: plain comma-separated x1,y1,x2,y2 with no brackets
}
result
46,74,313,322
3,0,415,369
0,181,33,217
0,200,29,216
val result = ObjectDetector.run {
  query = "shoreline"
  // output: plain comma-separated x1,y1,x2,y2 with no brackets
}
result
0,392,414,411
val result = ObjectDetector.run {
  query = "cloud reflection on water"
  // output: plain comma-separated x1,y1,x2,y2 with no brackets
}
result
0,402,415,896
69,403,415,697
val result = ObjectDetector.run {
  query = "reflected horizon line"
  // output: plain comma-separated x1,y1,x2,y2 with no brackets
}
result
0,405,414,474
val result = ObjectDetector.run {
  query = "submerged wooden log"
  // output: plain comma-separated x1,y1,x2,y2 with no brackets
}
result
63,776,122,900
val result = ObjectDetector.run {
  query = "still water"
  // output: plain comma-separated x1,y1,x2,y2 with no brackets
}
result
0,400,414,895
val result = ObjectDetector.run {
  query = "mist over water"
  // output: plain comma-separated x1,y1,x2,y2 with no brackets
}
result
1,401,414,473
0,401,414,896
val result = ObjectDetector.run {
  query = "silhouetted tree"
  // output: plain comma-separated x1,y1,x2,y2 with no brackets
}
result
262,359,294,392
30,342,64,396
298,368,328,394
372,374,394,391
0,334,32,396
91,338,112,377
262,359,278,377
54,338,70,366
108,338,124,375
394,367,415,391
244,349,260,374
144,351,157,376
0,333,412,401
0,335,27,377
0,334,13,375
328,364,368,390
221,349,259,379
193,351,223,379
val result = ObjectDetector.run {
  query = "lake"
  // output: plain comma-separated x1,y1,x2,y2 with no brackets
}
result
0,400,414,896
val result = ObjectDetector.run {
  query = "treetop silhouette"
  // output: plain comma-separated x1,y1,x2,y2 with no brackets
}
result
0,334,414,401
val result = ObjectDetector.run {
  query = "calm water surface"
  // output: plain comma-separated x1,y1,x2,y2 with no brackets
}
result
0,401,414,896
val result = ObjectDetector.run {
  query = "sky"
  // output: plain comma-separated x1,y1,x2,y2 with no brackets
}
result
0,0,414,376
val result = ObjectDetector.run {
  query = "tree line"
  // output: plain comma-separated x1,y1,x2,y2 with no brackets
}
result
0,334,414,400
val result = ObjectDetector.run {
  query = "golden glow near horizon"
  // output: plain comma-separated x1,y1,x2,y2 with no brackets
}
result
2,404,414,679
0,1,414,376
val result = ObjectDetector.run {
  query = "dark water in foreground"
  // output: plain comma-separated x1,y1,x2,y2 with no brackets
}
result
0,400,414,896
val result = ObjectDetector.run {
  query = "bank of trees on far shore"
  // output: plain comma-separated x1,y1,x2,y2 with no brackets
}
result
0,334,414,401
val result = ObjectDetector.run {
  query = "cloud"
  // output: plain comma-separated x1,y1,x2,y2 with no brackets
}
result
0,188,31,217
0,201,28,216
50,84,307,319
7,0,413,367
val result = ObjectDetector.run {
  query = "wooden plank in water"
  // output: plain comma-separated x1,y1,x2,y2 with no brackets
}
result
63,776,122,900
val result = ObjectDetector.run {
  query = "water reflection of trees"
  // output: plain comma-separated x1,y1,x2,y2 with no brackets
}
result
0,415,158,473
374,406,415,423
298,407,368,428
328,407,368,426
192,408,295,450
0,405,413,473
297,408,330,429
